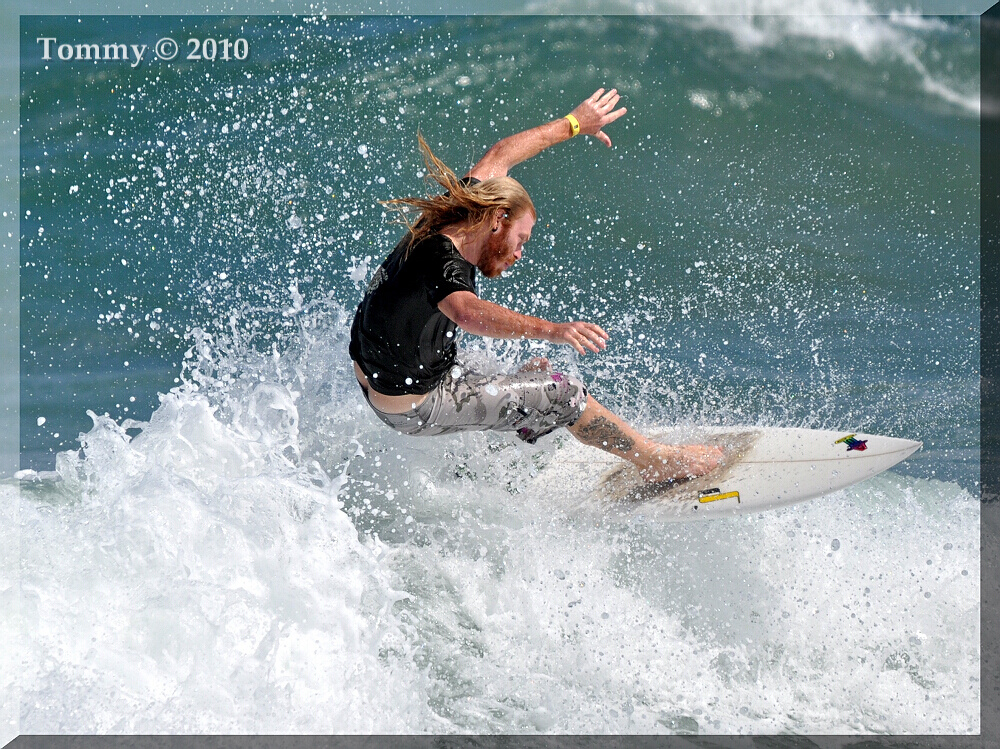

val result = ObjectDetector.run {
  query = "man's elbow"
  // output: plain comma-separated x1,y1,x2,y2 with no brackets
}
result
439,294,480,330
469,144,510,181
449,308,473,330
454,305,485,333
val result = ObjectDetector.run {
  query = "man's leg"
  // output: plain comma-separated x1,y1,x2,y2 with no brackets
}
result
568,395,723,482
515,360,721,481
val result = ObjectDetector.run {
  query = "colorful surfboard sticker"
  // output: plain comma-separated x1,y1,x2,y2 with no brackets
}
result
835,434,868,452
698,488,740,504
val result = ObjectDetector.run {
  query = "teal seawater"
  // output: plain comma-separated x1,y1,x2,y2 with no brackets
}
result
21,14,978,484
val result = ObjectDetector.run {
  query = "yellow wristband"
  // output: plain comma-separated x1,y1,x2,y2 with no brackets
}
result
564,113,580,137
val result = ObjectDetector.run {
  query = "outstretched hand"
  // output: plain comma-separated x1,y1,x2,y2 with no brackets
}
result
569,88,628,147
549,321,609,355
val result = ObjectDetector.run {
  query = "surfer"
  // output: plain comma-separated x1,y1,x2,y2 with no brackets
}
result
350,88,722,483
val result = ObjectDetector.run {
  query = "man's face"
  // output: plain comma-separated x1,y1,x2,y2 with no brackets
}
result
479,211,535,279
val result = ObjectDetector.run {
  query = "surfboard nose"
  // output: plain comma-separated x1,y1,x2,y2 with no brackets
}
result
887,437,922,463
845,433,922,475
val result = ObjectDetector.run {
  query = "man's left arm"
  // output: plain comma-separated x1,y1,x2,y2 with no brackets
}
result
465,88,628,181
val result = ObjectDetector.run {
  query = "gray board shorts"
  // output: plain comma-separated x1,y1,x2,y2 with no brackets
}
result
362,363,589,444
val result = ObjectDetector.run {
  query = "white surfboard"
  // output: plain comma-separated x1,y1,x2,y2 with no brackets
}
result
531,426,922,519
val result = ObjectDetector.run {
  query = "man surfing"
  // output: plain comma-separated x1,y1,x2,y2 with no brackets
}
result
350,88,722,483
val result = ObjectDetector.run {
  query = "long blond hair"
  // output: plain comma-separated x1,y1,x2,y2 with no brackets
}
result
381,133,536,253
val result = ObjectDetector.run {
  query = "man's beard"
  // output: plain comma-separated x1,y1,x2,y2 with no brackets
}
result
478,228,511,278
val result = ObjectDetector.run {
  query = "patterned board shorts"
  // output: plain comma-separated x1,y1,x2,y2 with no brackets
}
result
362,363,589,444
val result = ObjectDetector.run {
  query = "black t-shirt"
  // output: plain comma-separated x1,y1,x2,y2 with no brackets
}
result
349,232,477,395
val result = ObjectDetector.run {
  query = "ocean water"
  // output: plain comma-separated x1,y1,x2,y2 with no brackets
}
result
11,7,980,736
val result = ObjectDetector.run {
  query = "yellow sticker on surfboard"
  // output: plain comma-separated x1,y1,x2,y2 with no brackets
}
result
698,488,741,504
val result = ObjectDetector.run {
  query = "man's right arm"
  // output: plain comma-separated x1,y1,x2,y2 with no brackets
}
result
465,88,627,181
438,290,609,355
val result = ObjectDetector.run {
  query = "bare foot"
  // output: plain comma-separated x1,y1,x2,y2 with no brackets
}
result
518,357,551,373
638,444,724,483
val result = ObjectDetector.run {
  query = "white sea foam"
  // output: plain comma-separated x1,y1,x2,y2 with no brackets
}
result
14,396,433,732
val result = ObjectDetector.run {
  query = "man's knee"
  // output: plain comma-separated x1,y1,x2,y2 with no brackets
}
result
518,357,551,373
547,371,588,424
